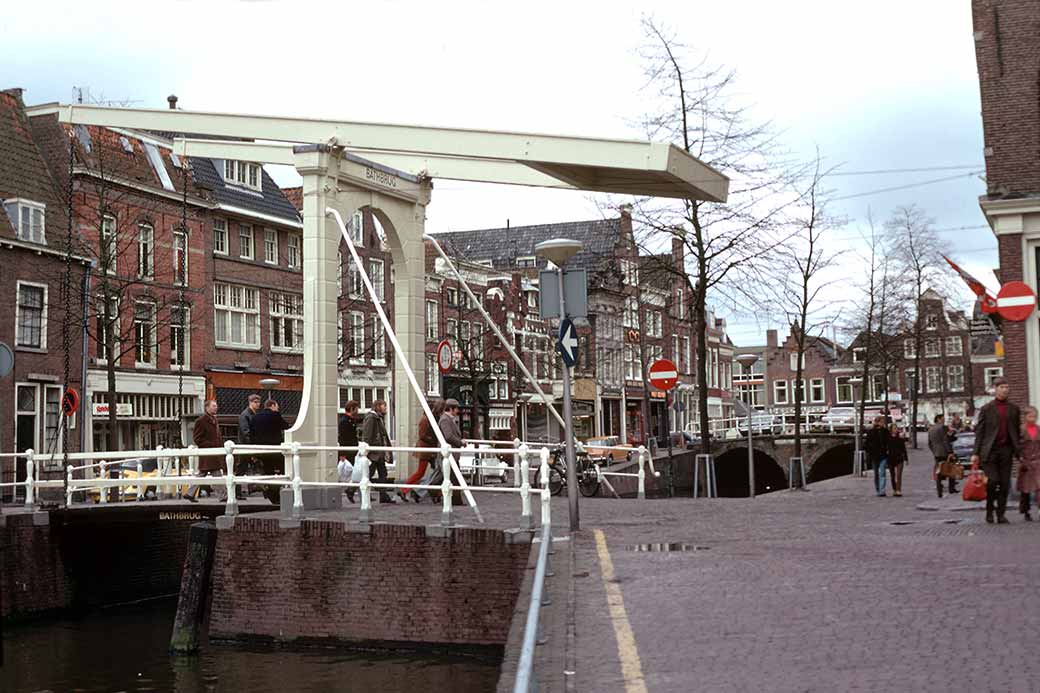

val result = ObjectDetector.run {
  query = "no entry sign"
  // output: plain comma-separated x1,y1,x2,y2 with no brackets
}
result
996,281,1037,321
436,339,454,373
649,359,679,391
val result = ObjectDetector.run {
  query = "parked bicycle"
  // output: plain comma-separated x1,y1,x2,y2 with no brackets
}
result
533,444,603,497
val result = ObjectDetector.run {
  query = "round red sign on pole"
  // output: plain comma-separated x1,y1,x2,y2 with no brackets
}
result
649,359,679,391
61,387,80,416
996,281,1037,321
436,339,454,373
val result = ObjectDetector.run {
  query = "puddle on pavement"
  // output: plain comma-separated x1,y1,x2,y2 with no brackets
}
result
888,518,966,526
625,543,710,552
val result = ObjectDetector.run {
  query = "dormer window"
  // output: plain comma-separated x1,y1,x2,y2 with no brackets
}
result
4,199,46,245
223,160,262,191
925,314,939,330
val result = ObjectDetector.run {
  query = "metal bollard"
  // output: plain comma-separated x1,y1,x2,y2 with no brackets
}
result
637,445,648,500
441,445,454,527
24,450,35,509
695,453,717,499
291,442,303,519
519,444,533,530
539,447,551,527
357,442,371,523
223,441,238,516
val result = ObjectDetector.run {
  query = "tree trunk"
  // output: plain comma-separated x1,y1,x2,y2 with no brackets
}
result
694,278,710,453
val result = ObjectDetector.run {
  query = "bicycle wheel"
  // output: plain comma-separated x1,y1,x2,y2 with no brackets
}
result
535,465,565,496
577,459,600,497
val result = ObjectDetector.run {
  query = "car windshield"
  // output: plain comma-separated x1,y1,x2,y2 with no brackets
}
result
119,458,158,472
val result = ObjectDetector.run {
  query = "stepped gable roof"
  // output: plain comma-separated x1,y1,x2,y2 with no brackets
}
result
0,88,65,240
282,186,303,212
434,217,620,272
189,157,300,224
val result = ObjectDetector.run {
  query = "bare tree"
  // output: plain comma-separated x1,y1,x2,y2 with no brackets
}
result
626,17,802,451
774,155,843,460
885,204,951,447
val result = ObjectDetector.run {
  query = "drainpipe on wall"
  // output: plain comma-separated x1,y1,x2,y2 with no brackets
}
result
78,260,94,454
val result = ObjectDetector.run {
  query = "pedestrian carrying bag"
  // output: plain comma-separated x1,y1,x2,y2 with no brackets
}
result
962,470,987,502
940,454,964,481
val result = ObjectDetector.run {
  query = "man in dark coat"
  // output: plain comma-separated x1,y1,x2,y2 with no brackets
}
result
360,400,394,503
928,413,957,498
184,399,223,502
238,394,261,444
251,399,292,505
972,377,1022,524
339,400,361,502
864,415,890,497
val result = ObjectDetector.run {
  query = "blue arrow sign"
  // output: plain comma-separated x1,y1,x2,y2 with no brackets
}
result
558,318,578,367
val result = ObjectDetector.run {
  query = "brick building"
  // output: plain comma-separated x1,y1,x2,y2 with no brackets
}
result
972,0,1040,406
733,328,843,416
1,89,90,489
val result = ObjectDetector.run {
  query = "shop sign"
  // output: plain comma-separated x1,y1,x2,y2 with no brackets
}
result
92,402,134,417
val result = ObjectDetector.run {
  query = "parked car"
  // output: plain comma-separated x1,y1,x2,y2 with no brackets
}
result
817,407,857,432
88,457,190,502
736,412,784,435
582,436,635,463
458,446,509,482
951,431,976,471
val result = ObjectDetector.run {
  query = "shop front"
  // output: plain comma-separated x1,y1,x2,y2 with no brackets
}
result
208,369,304,441
85,370,205,452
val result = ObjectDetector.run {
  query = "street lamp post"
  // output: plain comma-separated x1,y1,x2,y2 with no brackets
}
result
535,238,583,532
735,353,759,498
850,376,862,476
259,378,280,404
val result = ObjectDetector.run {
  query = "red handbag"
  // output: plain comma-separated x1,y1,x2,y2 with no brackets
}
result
962,470,987,502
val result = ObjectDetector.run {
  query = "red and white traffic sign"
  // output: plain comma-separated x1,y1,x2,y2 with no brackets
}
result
436,339,454,373
996,281,1037,321
649,358,679,391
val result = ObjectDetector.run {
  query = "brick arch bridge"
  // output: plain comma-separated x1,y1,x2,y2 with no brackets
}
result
708,434,856,495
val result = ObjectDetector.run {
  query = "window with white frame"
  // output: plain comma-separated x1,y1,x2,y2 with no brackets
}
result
623,296,638,328
264,228,278,264
945,336,963,357
789,352,805,371
350,211,364,246
348,264,363,298
223,160,262,191
95,294,118,363
349,312,365,361
810,378,825,403
905,368,918,395
620,259,639,285
447,318,458,343
170,305,189,369
527,291,537,310
516,256,537,269
926,366,942,393
101,214,117,274
4,198,46,244
426,300,439,340
774,380,789,404
447,288,459,306
835,376,853,404
984,367,1004,389
270,292,303,353
625,345,640,381
426,354,440,395
947,365,964,391
924,339,940,358
472,323,484,360
649,311,663,337
925,314,939,330
213,283,259,348
134,301,156,367
371,315,385,363
16,282,46,349
869,374,887,402
213,218,228,255
791,379,807,403
137,223,153,279
682,336,691,373
852,347,865,363
676,292,685,320
287,233,301,269
173,228,187,286
369,259,384,302
904,338,916,359
239,224,254,260
15,383,38,452
44,384,63,453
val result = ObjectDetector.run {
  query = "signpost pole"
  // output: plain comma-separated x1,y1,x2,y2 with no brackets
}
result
665,389,674,497
558,268,579,532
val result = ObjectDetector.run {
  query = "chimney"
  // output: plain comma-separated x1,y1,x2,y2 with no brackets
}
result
618,204,633,246
766,329,778,348
671,236,683,270
167,94,178,110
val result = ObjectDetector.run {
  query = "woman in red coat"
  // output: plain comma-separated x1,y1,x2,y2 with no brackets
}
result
1018,406,1040,521
184,399,224,502
400,399,445,502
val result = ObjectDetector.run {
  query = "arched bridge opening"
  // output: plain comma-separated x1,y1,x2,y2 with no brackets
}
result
714,448,787,497
806,442,855,484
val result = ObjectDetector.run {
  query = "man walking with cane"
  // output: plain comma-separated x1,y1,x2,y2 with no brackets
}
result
971,377,1021,524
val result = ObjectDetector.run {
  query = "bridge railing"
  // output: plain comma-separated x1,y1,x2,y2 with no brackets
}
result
685,413,850,439
1,442,555,530
512,522,554,693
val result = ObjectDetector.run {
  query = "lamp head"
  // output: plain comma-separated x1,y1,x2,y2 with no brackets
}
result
534,238,583,266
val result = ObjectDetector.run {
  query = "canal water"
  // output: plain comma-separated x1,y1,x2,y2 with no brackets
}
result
1,599,500,692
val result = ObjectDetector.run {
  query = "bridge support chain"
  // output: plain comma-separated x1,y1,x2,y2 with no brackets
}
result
694,454,717,498
169,521,218,654
788,456,808,491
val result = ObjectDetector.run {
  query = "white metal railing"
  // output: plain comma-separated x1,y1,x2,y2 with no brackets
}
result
685,412,853,438
513,522,553,692
1,442,555,530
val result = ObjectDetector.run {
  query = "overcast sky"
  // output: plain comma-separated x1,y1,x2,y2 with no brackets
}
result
1,0,988,346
